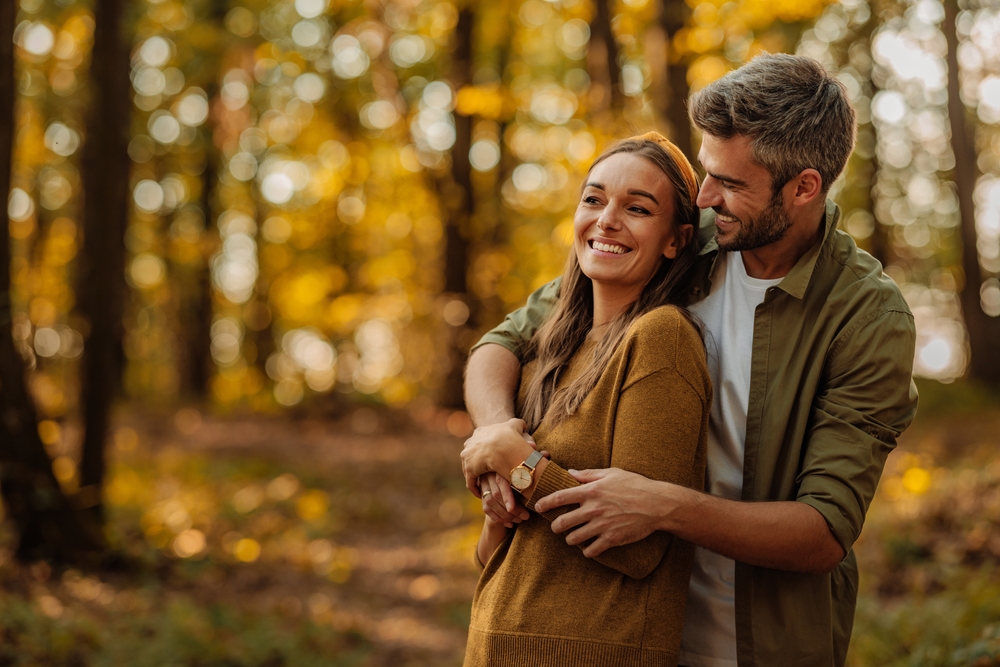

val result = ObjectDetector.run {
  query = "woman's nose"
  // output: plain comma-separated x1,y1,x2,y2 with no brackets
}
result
596,207,622,231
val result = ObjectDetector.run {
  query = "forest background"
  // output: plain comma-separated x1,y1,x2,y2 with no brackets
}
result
1,0,1000,664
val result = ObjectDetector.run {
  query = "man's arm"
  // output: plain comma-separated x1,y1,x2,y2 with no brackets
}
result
534,472,844,574
464,344,520,427
464,345,527,526
536,308,917,575
464,278,560,427
462,279,561,525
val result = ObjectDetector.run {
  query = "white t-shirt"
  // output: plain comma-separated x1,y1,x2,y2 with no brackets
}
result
679,252,782,667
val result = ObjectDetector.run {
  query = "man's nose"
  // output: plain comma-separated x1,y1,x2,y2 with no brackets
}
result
697,176,722,209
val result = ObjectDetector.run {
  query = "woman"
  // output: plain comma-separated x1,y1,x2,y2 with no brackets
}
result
459,132,712,667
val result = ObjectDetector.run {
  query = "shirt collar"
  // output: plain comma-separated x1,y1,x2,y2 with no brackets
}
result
695,199,841,301
774,199,840,300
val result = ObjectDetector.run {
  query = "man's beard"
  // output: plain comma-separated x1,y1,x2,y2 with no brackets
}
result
715,189,791,252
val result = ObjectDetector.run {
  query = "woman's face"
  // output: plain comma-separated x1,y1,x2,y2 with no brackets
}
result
574,152,686,293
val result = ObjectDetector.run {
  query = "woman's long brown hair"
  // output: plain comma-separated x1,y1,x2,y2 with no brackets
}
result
518,139,702,432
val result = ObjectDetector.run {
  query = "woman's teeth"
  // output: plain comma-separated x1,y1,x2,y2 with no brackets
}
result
592,241,630,254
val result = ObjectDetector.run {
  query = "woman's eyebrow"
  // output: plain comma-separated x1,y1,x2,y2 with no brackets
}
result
629,189,658,204
584,183,658,205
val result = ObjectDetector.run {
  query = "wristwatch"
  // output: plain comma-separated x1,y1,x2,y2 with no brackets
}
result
510,450,544,493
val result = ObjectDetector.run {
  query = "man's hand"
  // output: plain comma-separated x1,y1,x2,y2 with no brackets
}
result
535,468,847,574
461,418,530,490
466,422,548,528
534,468,669,558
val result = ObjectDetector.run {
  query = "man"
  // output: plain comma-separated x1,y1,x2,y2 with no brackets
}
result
462,53,918,667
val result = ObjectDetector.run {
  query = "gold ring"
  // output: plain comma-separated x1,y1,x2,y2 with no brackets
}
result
482,491,493,500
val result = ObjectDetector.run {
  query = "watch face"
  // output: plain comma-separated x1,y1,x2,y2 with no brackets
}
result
511,467,532,490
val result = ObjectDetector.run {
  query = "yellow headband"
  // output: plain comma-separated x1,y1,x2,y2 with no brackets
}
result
631,131,700,206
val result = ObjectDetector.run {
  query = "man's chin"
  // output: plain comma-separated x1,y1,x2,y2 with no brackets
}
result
714,229,740,251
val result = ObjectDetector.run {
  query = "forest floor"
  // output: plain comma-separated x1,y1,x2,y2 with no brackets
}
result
1,382,1000,666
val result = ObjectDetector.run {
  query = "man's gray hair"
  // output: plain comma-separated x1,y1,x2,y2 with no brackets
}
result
689,53,857,194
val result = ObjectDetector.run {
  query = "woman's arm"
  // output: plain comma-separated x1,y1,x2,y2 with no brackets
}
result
476,517,511,569
528,313,711,579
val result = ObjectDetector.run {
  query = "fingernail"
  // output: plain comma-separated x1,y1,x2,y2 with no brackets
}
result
520,514,529,521
506,503,513,511
505,523,513,528
568,469,577,474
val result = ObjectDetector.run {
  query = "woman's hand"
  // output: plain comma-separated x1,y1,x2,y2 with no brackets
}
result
479,472,526,528
461,418,534,495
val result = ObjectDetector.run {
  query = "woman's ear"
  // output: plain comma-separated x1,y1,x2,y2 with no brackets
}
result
663,224,694,259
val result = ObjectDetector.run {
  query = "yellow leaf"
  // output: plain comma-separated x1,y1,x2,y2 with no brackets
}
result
902,467,932,495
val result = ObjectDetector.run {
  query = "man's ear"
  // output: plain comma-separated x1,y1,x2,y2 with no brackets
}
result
663,224,695,259
790,168,823,207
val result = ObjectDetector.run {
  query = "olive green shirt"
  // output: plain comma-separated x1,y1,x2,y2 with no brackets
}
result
472,200,918,667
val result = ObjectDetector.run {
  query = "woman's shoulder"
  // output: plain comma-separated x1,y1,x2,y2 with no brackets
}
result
621,306,709,389
626,305,701,347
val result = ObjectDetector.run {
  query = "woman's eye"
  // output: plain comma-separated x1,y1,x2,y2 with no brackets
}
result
583,195,601,204
629,206,650,215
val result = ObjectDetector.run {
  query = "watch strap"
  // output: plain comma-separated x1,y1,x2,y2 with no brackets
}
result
523,449,543,470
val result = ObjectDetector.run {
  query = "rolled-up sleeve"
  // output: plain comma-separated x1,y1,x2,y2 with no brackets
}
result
796,308,918,553
470,279,560,359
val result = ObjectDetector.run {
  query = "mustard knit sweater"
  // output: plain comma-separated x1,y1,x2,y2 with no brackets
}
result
465,306,712,667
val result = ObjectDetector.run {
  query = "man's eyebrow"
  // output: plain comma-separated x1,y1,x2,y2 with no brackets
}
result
708,171,748,188
696,152,748,188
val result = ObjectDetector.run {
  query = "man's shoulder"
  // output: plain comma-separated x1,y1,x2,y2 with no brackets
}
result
824,228,911,317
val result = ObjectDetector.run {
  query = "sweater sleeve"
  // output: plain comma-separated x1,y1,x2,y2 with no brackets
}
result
526,313,710,579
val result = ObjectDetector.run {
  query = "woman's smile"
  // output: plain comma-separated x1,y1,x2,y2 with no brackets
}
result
588,238,633,255
574,153,680,302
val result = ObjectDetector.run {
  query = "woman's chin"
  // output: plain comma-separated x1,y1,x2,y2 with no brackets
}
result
581,262,642,288
584,274,644,294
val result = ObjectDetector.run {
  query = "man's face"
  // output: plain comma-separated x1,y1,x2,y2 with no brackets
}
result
696,134,791,252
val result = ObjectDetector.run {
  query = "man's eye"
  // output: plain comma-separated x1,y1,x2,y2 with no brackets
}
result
720,181,735,191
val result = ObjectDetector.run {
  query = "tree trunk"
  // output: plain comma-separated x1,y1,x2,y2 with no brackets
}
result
588,0,624,117
856,3,889,265
177,0,228,399
0,0,103,563
654,0,693,158
76,0,133,520
439,8,476,408
944,0,1000,385
174,123,216,400
863,150,890,266
187,151,215,397
249,207,273,383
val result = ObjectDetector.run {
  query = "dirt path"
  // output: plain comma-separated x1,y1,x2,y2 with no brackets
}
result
2,407,483,667
144,408,481,667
